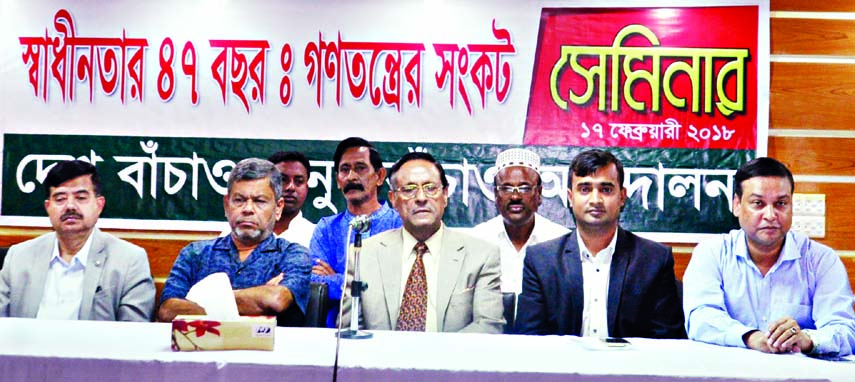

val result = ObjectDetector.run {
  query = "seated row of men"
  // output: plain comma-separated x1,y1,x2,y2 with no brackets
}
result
1,137,853,358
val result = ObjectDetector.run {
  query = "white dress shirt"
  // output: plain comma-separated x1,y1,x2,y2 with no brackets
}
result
470,213,569,294
277,212,315,248
577,229,617,338
36,233,95,320
399,225,445,332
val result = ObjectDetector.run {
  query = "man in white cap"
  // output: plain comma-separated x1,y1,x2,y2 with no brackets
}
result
471,148,569,302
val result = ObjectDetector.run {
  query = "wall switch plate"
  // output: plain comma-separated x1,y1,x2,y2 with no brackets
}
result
793,193,825,216
792,215,825,239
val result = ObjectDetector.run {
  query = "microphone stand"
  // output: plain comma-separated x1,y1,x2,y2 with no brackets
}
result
337,222,372,339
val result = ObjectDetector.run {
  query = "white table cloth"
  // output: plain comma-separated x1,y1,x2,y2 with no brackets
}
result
0,318,337,382
2,318,852,382
336,330,854,382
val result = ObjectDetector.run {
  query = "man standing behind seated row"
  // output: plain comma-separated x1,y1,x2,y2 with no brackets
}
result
684,157,855,356
310,137,402,328
158,158,311,325
471,148,569,297
516,149,685,338
1,160,154,321
341,152,504,333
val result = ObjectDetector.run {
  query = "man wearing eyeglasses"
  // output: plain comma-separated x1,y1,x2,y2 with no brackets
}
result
515,149,685,339
340,152,504,333
309,137,402,328
472,148,569,300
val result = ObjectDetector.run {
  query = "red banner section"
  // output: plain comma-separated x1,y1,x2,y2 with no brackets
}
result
524,6,758,150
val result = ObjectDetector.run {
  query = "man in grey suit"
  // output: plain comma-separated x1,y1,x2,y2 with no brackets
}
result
0,160,155,321
341,152,504,333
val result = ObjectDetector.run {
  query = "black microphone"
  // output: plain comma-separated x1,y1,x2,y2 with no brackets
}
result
350,214,371,234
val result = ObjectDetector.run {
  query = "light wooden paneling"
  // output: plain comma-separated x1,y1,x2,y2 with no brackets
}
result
770,63,855,130
125,237,198,277
772,0,855,12
673,250,691,280
841,257,855,295
768,136,855,176
0,228,50,248
771,18,855,56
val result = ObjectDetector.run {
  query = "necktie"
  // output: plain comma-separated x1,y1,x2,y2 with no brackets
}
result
396,242,428,331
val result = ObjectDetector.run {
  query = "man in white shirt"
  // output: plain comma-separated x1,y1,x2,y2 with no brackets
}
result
340,152,504,333
471,148,569,296
0,160,155,321
220,151,315,248
266,151,315,248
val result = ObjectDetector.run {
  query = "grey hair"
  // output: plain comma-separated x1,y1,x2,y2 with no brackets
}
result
227,158,282,200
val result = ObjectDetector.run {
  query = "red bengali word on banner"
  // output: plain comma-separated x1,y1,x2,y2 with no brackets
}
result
524,6,758,151
19,9,148,104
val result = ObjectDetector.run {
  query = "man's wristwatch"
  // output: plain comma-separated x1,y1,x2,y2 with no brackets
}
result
802,329,818,355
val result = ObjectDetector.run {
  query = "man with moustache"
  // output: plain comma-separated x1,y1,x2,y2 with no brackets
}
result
158,158,311,325
0,160,155,321
515,149,685,339
341,152,504,333
684,157,855,356
471,149,569,301
219,151,315,248
309,137,402,327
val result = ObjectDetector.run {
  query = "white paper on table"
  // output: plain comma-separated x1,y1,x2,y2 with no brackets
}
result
185,272,240,320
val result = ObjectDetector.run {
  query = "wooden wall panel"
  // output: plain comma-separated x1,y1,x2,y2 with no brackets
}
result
125,238,193,277
0,228,50,248
771,18,855,56
674,250,691,280
768,136,855,176
770,63,855,130
772,0,855,12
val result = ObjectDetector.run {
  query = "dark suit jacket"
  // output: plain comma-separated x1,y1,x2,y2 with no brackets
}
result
515,228,686,339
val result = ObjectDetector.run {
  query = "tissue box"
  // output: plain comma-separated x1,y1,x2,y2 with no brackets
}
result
171,315,276,351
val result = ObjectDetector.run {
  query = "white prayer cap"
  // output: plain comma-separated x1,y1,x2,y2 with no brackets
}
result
495,148,540,173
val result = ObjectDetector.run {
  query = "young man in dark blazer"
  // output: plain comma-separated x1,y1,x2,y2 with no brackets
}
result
515,149,685,339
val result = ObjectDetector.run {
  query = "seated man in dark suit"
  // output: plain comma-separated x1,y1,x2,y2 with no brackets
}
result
515,149,685,339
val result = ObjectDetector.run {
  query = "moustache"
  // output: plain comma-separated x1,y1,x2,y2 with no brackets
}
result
343,183,365,193
61,212,83,221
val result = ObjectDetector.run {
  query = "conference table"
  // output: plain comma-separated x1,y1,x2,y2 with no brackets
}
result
1,318,852,382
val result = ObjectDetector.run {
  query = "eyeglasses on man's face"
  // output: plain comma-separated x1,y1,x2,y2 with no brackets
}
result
495,185,536,195
394,183,443,199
